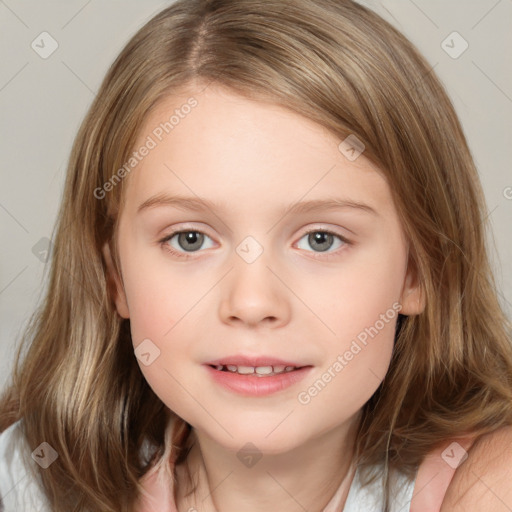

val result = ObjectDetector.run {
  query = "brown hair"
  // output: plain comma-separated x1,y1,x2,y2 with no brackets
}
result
1,0,512,510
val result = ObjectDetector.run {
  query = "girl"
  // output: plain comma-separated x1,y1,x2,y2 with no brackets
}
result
1,1,511,511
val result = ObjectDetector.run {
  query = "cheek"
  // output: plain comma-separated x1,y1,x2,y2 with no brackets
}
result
296,289,400,424
119,251,207,411
295,239,406,408
124,270,196,414
121,245,197,344
304,235,406,343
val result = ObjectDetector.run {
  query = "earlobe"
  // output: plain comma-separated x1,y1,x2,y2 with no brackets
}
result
102,242,130,319
399,257,426,316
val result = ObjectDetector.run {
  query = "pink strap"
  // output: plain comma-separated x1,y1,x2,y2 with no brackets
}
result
410,435,477,512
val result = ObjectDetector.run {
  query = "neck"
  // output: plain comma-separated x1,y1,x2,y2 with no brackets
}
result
175,416,360,512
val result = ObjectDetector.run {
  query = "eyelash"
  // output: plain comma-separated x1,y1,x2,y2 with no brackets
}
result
158,227,351,261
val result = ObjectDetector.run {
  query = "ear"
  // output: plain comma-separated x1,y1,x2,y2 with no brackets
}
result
398,254,425,316
102,242,130,319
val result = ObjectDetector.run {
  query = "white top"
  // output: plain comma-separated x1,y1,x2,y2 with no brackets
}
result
0,419,416,511
0,420,51,512
343,460,417,512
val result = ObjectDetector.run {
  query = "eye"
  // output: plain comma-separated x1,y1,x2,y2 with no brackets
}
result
159,229,215,258
159,227,351,260
295,229,350,257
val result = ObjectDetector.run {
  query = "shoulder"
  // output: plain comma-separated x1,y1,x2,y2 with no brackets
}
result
440,425,512,511
410,433,476,512
0,419,52,511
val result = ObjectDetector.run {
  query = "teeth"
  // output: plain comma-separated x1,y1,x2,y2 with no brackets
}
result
255,366,273,375
214,364,299,376
237,366,255,375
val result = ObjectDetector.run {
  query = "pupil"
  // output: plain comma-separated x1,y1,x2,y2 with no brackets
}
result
309,232,332,252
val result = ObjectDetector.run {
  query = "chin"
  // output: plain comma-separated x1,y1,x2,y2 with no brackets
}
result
195,420,307,456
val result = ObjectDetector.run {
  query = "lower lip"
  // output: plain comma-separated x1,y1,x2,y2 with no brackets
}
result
204,365,313,397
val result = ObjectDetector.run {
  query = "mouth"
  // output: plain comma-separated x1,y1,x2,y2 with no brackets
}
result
203,358,313,396
207,363,307,377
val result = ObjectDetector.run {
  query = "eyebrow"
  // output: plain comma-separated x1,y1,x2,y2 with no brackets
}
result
137,193,378,217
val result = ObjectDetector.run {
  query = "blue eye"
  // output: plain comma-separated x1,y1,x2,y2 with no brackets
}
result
159,228,351,260
160,230,215,259
296,229,349,255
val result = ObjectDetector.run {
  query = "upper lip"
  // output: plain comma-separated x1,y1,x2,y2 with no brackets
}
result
205,355,309,368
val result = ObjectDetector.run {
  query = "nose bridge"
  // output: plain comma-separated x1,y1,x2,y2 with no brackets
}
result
218,235,290,327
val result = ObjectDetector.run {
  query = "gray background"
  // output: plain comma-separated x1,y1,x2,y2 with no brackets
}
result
1,0,511,393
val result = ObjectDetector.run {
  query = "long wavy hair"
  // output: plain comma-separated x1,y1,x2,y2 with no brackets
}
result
1,0,512,510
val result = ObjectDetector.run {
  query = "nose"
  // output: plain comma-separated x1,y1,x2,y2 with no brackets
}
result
218,253,291,329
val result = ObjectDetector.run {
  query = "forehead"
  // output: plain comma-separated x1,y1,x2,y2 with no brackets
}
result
120,84,394,219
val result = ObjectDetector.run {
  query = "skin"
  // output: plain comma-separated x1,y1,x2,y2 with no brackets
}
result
103,82,425,512
440,425,512,511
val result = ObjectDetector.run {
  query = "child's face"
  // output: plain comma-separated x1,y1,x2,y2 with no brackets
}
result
104,83,423,454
